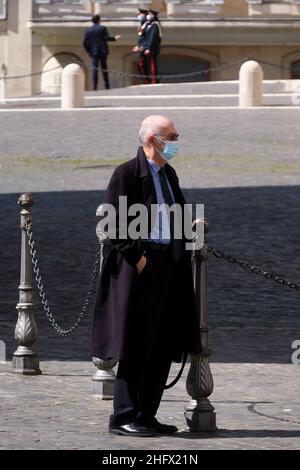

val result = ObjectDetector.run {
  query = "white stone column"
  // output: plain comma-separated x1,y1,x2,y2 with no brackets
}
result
61,64,85,109
6,0,33,98
239,60,263,108
92,0,101,15
0,77,6,103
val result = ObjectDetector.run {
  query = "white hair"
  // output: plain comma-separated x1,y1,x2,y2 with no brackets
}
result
139,115,171,145
139,121,160,145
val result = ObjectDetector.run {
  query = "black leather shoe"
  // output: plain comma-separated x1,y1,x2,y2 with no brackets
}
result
109,421,156,437
140,418,178,435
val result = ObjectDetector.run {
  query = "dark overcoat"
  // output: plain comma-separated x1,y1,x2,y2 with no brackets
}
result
144,22,161,55
91,147,201,361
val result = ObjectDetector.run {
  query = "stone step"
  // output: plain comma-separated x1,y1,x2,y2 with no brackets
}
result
0,94,297,109
92,79,300,96
2,80,299,107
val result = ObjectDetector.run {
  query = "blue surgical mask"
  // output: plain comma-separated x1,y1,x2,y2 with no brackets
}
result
155,137,179,161
146,14,153,21
137,14,143,22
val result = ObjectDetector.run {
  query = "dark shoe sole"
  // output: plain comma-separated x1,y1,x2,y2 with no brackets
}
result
109,428,156,437
156,430,178,435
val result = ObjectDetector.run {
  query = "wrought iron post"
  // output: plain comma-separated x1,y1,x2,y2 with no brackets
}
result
0,340,6,364
13,193,41,375
92,204,117,399
184,219,217,431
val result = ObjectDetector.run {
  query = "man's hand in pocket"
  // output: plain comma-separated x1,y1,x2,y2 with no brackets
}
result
136,255,147,274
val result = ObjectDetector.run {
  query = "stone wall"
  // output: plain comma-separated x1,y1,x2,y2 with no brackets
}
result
1,0,300,96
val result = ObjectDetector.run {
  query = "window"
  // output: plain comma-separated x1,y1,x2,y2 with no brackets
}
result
0,0,7,20
291,60,300,79
158,56,209,83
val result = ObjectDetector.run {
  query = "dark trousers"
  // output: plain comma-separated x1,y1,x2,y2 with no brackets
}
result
137,51,149,85
147,53,159,84
110,249,178,427
111,355,172,426
91,54,109,90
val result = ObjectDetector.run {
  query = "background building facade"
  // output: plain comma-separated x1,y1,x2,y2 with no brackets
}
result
1,0,300,97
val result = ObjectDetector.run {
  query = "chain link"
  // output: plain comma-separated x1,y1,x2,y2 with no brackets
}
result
0,55,266,82
2,64,64,81
2,55,300,82
1,57,245,82
25,219,101,336
208,246,300,291
24,211,300,335
94,57,248,81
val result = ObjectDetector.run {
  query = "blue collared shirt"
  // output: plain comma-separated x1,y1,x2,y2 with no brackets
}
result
146,158,175,244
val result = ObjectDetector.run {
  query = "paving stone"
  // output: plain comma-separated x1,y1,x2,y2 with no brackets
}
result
0,87,299,449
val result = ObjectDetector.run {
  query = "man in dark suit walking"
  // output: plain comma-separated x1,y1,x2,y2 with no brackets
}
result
92,115,201,437
83,14,121,90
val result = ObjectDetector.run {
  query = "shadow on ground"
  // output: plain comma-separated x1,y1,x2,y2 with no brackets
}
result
1,186,299,362
171,429,300,439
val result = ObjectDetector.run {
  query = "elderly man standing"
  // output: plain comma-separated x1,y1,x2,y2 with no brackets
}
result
92,115,201,437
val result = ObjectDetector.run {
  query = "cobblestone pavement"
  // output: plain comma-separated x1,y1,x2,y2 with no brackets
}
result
1,107,300,192
0,85,300,449
1,185,300,364
0,361,299,450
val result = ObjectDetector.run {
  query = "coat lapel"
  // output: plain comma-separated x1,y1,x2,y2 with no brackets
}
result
135,146,157,211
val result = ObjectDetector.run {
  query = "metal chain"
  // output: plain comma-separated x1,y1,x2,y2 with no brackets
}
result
2,64,64,81
208,246,300,291
1,57,245,82
90,57,248,81
2,55,300,82
0,55,260,82
251,56,300,73
25,219,101,336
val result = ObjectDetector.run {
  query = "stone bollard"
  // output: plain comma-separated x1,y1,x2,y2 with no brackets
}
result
92,204,117,399
185,219,217,432
13,193,41,375
0,77,6,103
239,60,263,108
61,63,85,109
0,64,7,103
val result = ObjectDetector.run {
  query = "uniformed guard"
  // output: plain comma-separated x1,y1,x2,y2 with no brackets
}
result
133,8,149,84
143,10,162,84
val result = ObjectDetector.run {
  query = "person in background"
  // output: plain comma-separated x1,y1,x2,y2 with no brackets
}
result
133,8,150,84
83,14,121,90
144,10,162,84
